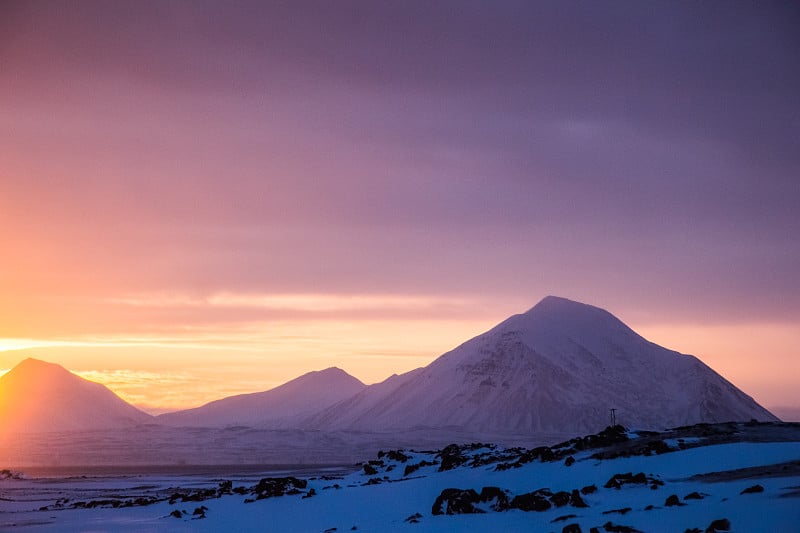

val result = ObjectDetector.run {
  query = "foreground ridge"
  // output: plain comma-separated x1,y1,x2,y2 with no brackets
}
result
9,421,798,532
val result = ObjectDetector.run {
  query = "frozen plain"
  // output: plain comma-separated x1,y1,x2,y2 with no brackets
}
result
2,423,799,532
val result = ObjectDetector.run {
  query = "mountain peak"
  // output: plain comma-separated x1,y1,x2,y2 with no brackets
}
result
527,295,609,316
499,296,636,347
0,358,152,433
4,357,76,384
312,296,777,434
157,366,366,428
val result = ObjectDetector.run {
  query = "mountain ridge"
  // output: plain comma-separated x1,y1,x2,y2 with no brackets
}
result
1,296,778,437
0,358,153,434
156,366,366,428
305,296,777,433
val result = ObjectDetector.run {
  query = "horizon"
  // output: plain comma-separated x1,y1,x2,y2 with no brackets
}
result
1,2,798,417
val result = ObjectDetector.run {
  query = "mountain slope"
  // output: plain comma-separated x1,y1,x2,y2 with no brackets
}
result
0,358,153,434
307,296,777,434
157,367,366,428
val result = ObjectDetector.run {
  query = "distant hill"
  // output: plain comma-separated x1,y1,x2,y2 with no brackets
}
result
157,367,366,428
0,358,153,434
306,296,778,434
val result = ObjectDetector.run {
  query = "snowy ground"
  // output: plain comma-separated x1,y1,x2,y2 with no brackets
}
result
1,423,798,532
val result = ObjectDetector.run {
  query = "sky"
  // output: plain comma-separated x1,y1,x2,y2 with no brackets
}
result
0,1,798,416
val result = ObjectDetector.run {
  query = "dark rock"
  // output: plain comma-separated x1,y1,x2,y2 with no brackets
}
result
510,489,553,512
604,472,649,489
552,514,578,522
570,489,589,508
479,486,510,511
363,464,378,476
602,508,632,515
563,524,582,533
684,492,704,500
437,444,468,471
685,529,702,533
169,510,182,519
253,477,308,500
740,484,764,494
385,450,410,463
404,512,422,523
551,491,572,507
644,505,655,511
431,488,483,515
665,494,684,507
404,460,436,477
565,456,576,467
705,518,731,532
302,488,317,499
581,484,598,495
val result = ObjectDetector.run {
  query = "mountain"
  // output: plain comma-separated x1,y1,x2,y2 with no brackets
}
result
307,296,778,434
0,358,153,434
157,367,366,428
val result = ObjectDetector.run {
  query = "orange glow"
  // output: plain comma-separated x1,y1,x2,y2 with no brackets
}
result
0,315,500,413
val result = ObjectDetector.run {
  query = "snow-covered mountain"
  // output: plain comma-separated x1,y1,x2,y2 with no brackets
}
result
307,296,777,434
157,367,366,428
0,358,153,434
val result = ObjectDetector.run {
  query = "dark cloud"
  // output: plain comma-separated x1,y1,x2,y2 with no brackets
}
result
1,0,798,322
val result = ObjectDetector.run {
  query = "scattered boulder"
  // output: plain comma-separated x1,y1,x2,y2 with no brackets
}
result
563,524,583,533
404,512,422,523
552,514,578,522
437,444,469,471
404,460,437,477
479,486,510,511
384,449,410,463
0,469,23,480
581,484,598,495
565,456,576,467
363,464,378,476
571,489,589,508
740,484,764,494
551,491,572,507
431,488,483,515
169,510,182,519
684,492,704,500
705,518,731,532
602,508,632,515
510,489,552,512
604,472,663,490
217,480,232,495
252,477,308,500
665,494,684,507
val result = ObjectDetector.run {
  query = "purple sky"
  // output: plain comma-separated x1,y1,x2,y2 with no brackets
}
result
0,1,798,412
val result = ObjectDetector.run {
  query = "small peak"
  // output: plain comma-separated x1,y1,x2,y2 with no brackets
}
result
17,357,48,367
527,295,594,314
9,357,67,374
318,366,345,374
